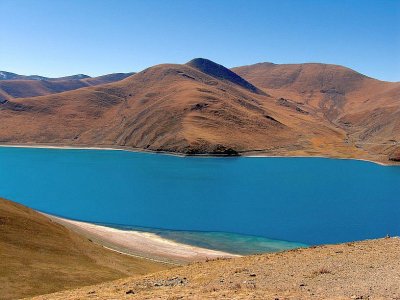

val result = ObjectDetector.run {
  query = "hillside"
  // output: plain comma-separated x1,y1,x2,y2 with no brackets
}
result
233,62,400,161
0,58,398,163
0,71,134,100
0,59,303,155
0,71,90,81
0,198,170,300
30,237,400,299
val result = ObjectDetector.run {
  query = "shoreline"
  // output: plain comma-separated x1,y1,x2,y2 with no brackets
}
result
0,142,396,167
43,213,239,265
246,153,390,166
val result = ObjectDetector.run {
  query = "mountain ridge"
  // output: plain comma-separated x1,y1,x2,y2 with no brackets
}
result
233,61,400,83
0,58,398,164
0,70,137,83
0,72,135,100
0,70,90,81
186,58,265,95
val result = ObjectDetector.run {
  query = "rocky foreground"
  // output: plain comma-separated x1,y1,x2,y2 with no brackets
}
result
30,238,400,300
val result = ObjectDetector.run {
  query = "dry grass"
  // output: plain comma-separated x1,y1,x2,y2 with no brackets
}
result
0,60,398,164
0,198,171,300
30,238,400,300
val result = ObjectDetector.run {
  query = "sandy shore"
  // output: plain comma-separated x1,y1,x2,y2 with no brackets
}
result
0,143,396,166
44,214,239,265
246,154,390,166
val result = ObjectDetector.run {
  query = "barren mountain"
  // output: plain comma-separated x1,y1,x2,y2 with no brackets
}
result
0,71,90,81
0,71,134,100
0,58,398,163
233,62,400,161
0,198,169,300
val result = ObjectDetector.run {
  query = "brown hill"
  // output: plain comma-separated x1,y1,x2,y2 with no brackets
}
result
0,72,134,100
82,72,135,85
0,61,345,156
233,62,400,160
0,79,89,99
0,198,169,300
30,237,400,300
0,71,89,81
0,59,398,163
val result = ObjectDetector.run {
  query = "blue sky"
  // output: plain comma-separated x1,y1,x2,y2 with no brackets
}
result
1,0,399,81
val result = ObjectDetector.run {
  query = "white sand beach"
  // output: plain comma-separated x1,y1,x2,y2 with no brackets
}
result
44,214,239,265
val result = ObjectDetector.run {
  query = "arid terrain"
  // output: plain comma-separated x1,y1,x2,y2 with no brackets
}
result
29,237,400,300
0,58,398,164
233,62,400,162
1,61,399,298
0,198,170,300
0,71,134,100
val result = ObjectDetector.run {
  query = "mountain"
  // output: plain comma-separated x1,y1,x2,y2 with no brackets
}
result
0,71,90,81
231,62,399,119
29,237,400,300
186,58,265,95
0,71,25,80
82,72,136,85
0,60,298,155
0,71,135,100
0,198,168,300
232,62,400,162
0,58,398,163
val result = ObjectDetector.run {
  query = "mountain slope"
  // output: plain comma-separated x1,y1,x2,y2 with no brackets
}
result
186,58,265,95
0,198,169,300
0,71,90,81
30,237,400,300
0,61,308,155
0,59,397,163
0,72,134,100
232,62,400,120
233,62,400,161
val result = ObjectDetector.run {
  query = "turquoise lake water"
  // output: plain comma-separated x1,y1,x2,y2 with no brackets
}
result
0,147,399,252
99,222,306,254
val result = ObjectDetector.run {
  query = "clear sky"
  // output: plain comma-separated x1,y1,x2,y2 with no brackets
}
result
1,0,399,81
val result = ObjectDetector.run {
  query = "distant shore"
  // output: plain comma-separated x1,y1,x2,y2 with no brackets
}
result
43,213,239,265
0,142,396,166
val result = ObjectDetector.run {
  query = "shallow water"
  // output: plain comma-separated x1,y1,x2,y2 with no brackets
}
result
0,147,399,250
100,222,307,254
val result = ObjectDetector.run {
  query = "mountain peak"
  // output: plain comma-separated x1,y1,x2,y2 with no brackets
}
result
186,58,264,94
0,71,91,81
0,71,19,80
56,74,91,81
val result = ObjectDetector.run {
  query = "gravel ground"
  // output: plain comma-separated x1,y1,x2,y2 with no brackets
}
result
29,237,400,300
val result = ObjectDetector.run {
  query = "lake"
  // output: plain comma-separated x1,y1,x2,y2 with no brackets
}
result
0,147,399,253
